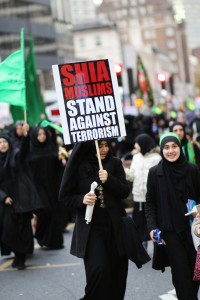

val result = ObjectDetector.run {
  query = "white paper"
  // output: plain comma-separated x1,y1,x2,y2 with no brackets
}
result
85,181,98,224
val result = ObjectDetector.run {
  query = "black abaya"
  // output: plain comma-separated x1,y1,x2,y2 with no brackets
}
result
0,135,34,257
59,140,132,299
28,127,64,249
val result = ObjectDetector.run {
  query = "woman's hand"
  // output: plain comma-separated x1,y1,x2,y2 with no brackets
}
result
22,123,30,136
99,169,108,182
4,197,13,205
150,230,157,242
83,192,97,206
61,158,67,166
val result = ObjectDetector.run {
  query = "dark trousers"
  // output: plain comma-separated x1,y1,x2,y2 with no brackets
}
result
163,231,199,300
132,202,150,242
82,224,128,300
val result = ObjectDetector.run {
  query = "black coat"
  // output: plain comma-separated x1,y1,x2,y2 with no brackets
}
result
0,136,42,214
0,137,37,255
145,161,200,271
145,162,200,233
26,133,64,249
60,139,151,268
61,156,130,258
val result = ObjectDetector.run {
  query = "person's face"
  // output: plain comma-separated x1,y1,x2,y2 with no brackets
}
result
37,129,47,143
0,138,9,153
172,125,184,140
16,124,23,137
163,141,180,162
98,141,109,160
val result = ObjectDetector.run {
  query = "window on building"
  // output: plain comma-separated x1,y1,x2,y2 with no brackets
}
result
147,5,154,14
122,0,128,5
165,27,174,37
122,9,127,17
95,35,102,46
165,15,172,23
144,30,156,39
142,16,154,26
130,0,137,5
171,65,178,73
113,2,120,8
116,10,126,19
130,8,137,17
139,6,146,16
167,39,176,49
79,37,85,48
120,20,127,29
169,51,177,60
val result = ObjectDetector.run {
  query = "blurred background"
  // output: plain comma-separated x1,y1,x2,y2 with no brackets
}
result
0,0,200,127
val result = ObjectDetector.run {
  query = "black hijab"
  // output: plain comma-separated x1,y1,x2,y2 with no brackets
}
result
29,126,57,159
134,133,157,155
160,132,187,178
169,121,188,146
159,132,188,232
0,134,14,168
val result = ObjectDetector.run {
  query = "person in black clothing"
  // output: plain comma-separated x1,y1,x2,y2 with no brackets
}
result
170,121,200,168
27,126,64,249
145,132,200,300
10,121,24,150
0,126,36,270
59,139,150,300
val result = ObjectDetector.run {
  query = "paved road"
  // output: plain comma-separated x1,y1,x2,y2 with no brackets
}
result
0,224,197,300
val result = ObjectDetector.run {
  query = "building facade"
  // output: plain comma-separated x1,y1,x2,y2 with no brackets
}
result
98,0,192,98
172,0,200,50
0,0,74,90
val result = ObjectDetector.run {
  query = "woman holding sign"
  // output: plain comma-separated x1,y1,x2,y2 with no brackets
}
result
60,139,149,300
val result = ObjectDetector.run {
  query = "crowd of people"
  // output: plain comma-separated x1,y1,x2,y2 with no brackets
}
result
1,111,200,299
0,122,72,270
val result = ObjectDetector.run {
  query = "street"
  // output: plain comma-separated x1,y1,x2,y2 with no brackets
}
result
0,224,197,300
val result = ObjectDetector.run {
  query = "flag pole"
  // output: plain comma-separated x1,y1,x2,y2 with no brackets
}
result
95,140,106,208
20,28,27,123
95,140,103,170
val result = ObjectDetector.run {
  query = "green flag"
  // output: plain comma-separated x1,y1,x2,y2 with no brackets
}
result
0,28,26,108
11,36,47,125
137,55,154,106
40,120,63,134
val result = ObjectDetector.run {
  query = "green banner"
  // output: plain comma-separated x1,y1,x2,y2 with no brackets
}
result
0,28,26,108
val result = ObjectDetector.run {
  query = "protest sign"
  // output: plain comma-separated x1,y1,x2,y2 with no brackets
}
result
52,59,126,145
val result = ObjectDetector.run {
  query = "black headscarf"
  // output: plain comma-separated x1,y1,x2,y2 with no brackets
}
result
11,121,24,149
159,132,188,232
134,133,157,155
169,121,188,146
29,126,57,160
160,133,187,180
0,134,14,168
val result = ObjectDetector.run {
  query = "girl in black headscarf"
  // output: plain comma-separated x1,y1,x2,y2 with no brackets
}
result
10,121,24,150
27,126,64,249
145,132,200,300
59,139,150,300
170,121,200,168
0,130,35,270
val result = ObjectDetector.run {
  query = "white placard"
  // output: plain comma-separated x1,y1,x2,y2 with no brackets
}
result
52,59,126,145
